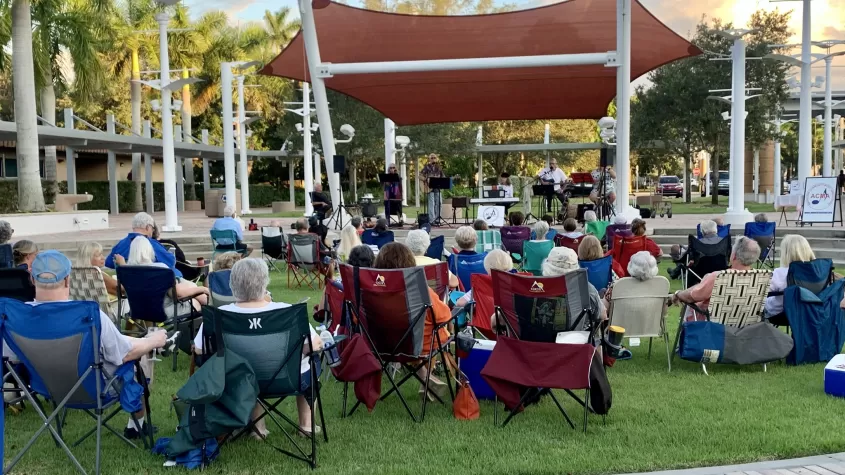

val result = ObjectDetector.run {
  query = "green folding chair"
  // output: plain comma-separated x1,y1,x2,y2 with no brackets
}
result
522,240,554,276
585,220,610,241
475,230,502,253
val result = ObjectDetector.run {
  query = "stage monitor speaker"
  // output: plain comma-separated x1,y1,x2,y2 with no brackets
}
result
361,201,378,218
333,155,346,174
600,147,616,168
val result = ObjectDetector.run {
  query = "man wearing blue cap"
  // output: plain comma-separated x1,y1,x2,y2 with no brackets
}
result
29,250,168,439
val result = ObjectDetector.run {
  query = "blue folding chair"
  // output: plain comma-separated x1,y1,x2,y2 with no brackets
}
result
116,265,203,371
781,259,843,365
744,222,776,269
210,229,248,260
361,229,395,249
207,270,235,308
448,251,487,292
425,235,445,261
0,299,151,475
579,255,613,293
697,223,731,239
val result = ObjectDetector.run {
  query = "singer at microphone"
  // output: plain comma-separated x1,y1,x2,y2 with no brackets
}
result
535,158,568,213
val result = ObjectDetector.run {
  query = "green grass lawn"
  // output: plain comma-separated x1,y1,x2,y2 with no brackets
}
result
4,263,843,475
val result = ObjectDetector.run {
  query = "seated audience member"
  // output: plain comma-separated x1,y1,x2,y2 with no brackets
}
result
668,219,721,278
454,225,480,255
308,216,329,247
315,245,376,318
336,225,362,263
373,243,451,400
531,220,551,241
542,214,558,241
27,250,167,439
560,218,583,239
583,210,598,224
263,220,283,237
213,252,243,272
508,211,526,227
311,183,332,223
577,235,604,262
13,240,38,270
473,220,489,231
194,258,323,439
405,229,459,288
373,218,389,234
76,242,119,297
126,236,209,313
542,247,606,321
754,213,768,223
0,220,12,245
765,234,814,320
455,249,513,308
212,206,252,255
106,212,182,278
152,224,204,281
627,251,659,282
671,236,760,320
350,216,364,236
631,218,662,260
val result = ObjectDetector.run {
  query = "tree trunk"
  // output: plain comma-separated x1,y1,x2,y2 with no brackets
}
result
683,140,692,203
131,48,143,212
40,82,58,204
711,138,720,205
182,70,196,201
12,0,46,212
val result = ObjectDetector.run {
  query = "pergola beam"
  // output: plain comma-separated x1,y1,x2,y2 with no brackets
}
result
476,142,606,153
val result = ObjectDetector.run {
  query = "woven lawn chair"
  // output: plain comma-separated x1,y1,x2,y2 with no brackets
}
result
448,251,487,292
522,240,554,276
425,235,445,261
672,269,773,374
338,264,455,422
0,299,152,475
585,220,610,241
554,234,583,252
261,227,287,273
609,276,672,371
69,267,117,321
475,230,503,253
743,222,776,269
210,229,248,260
201,304,327,469
287,233,327,290
0,268,36,302
579,256,613,294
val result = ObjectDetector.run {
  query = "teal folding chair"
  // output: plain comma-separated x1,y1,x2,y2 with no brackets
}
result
210,229,248,260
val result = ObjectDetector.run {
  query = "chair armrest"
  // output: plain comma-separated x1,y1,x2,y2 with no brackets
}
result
177,289,209,303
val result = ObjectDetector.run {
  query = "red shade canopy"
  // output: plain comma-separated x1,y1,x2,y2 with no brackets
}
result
261,0,700,126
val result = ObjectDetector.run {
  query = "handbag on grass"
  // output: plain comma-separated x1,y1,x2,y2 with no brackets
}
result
453,373,480,420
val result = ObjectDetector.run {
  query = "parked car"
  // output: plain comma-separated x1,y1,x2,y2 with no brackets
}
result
657,175,683,198
701,171,731,196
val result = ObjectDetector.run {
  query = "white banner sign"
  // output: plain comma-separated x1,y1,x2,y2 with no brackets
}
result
802,177,838,223
478,205,505,227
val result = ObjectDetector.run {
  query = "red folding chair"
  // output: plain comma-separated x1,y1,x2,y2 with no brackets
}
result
467,273,496,340
609,235,648,278
555,235,583,252
421,262,450,301
338,264,455,422
482,269,598,432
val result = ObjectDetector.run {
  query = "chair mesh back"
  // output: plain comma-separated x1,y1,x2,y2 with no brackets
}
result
585,221,609,240
362,230,395,249
787,259,833,295
210,229,238,246
425,235,445,261
708,270,772,327
325,279,345,332
449,252,487,292
744,222,776,259
610,235,648,277
610,277,670,338
70,267,112,316
522,240,554,273
208,270,236,307
116,265,175,323
579,256,613,293
500,226,530,255
422,262,450,300
261,231,286,259
687,235,730,285
468,274,496,339
492,270,576,342
0,268,36,302
475,230,502,253
0,244,13,269
289,234,319,266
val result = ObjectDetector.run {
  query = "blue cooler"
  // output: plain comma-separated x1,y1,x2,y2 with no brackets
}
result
824,354,845,398
461,340,496,400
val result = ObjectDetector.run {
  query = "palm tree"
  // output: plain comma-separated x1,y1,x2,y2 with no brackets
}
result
262,7,300,54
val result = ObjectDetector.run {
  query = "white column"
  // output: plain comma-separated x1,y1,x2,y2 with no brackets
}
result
725,37,752,224
774,138,782,197
384,118,395,172
302,82,314,216
476,125,483,199
143,120,154,213
221,62,237,212
156,12,180,232
797,0,813,182
236,75,251,214
414,156,420,208
201,129,210,193
288,161,296,205
822,57,833,177
544,123,551,168
174,124,184,211
401,150,407,206
615,0,633,217
63,108,76,196
836,119,843,174
314,151,322,182
299,0,341,206
106,114,119,215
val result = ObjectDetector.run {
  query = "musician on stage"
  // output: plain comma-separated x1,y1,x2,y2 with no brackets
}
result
499,173,514,198
383,162,403,224
421,153,444,220
589,166,617,206
536,158,568,212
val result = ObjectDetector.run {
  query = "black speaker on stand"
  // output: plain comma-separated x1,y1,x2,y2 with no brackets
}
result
333,155,346,174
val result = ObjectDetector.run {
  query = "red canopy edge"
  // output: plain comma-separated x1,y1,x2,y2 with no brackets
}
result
260,0,701,126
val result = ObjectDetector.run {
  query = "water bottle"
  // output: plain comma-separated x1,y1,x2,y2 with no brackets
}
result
318,325,341,368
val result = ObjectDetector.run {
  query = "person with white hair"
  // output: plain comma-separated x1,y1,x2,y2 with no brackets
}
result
106,212,182,278
212,206,252,255
627,251,659,281
454,249,513,308
531,220,550,242
454,225,478,253
76,241,119,297
765,234,815,320
669,219,721,278
542,247,606,321
127,237,209,313
336,224,362,263
583,210,597,224
0,220,12,245
193,259,323,439
405,229,459,288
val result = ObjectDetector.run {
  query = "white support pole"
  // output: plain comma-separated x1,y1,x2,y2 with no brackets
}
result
476,125,483,199
106,114,119,215
221,62,238,213
201,129,210,193
174,124,184,211
63,108,76,196
544,123,551,169
774,138,782,197
156,11,180,232
384,119,395,172
615,0,633,218
797,0,812,182
414,156,420,208
299,0,341,207
236,75,251,214
725,37,752,224
836,119,843,174
302,82,314,216
288,161,296,205
401,150,407,206
143,120,154,213
314,152,322,182
822,57,833,177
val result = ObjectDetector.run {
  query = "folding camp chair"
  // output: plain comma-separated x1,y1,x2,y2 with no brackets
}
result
207,270,236,308
609,276,672,371
261,227,287,273
0,243,13,269
201,304,327,469
677,235,730,288
448,251,487,292
609,235,649,278
0,299,152,475
287,233,327,290
69,267,118,321
210,229,249,260
554,235,583,252
500,226,531,262
522,240,554,276
672,269,772,374
116,266,203,371
770,258,835,331
422,261,450,301
361,229,395,249
697,223,731,239
605,224,632,250
338,264,455,422
579,256,613,293
465,273,496,339
0,268,36,302
743,222,776,269
585,220,610,241
425,235,445,261
486,270,597,432
475,229,503,253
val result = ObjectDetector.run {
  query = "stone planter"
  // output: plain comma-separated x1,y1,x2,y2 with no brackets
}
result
184,200,202,211
272,201,295,213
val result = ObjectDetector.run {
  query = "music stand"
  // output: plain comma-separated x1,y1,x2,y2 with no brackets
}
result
429,177,452,227
530,184,555,223
379,173,403,226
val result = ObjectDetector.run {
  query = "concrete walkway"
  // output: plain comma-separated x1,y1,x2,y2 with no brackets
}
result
619,453,845,475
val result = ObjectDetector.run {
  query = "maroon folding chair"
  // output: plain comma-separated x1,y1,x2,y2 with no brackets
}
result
554,234,583,252
482,269,598,431
338,264,455,422
421,261,450,301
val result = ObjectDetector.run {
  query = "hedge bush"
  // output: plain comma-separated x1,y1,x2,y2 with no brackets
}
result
0,179,58,213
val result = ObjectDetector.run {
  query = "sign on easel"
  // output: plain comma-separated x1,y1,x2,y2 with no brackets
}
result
478,205,505,227
801,177,841,225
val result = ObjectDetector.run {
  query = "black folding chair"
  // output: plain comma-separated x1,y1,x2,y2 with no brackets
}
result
0,268,35,302
0,243,13,269
261,227,287,273
202,304,327,469
678,235,730,288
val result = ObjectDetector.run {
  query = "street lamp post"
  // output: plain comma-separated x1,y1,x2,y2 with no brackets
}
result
771,117,797,197
220,62,238,211
811,42,845,177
